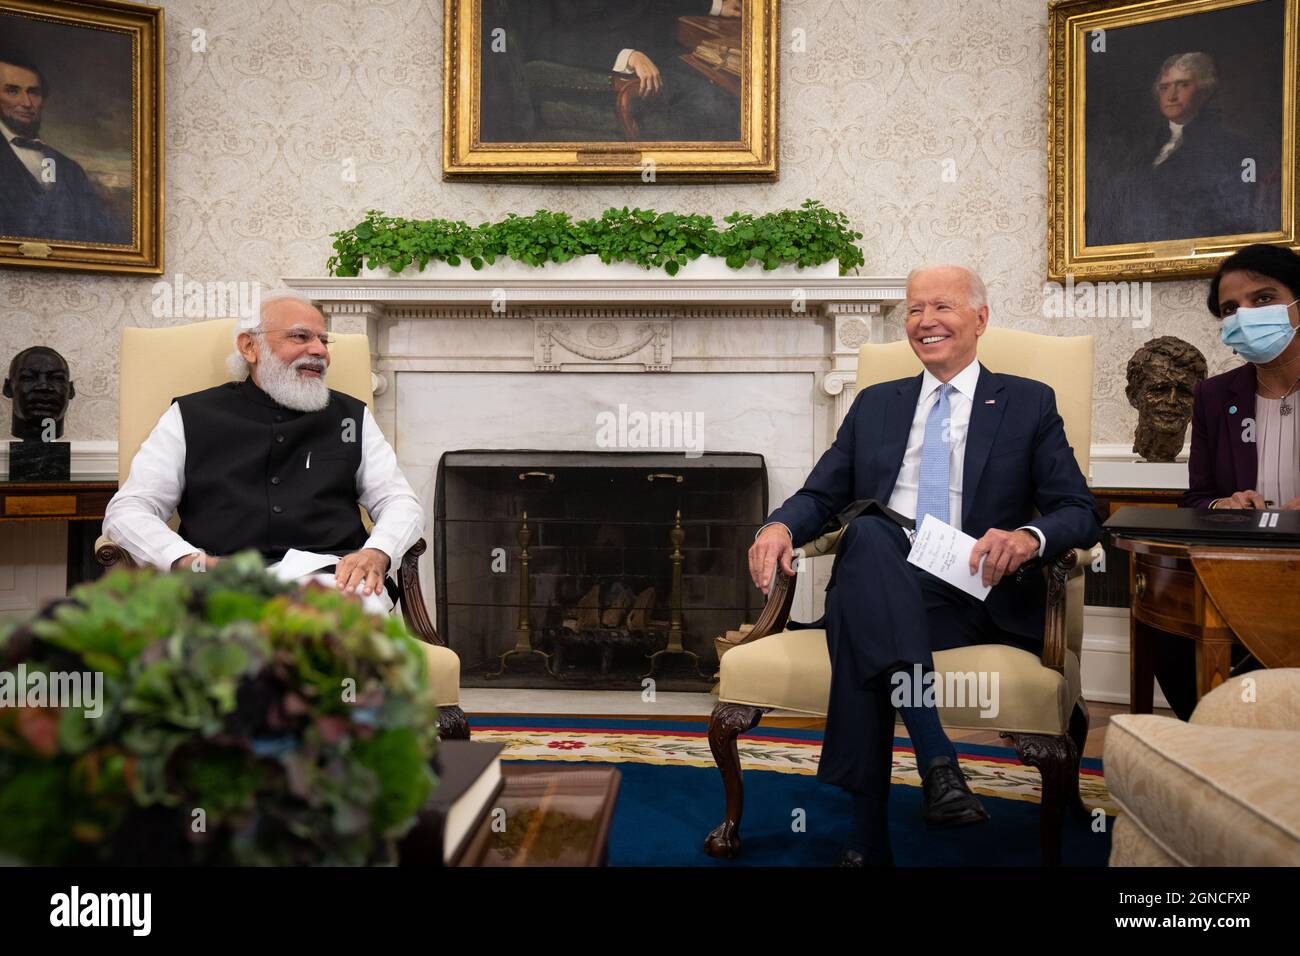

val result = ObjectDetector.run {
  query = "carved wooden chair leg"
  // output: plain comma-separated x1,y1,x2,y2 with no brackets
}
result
703,702,765,858
438,705,470,741
1066,699,1091,822
1005,732,1074,867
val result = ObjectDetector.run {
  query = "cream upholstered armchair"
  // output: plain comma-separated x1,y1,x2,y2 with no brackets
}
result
1106,667,1300,866
95,318,468,741
705,328,1097,866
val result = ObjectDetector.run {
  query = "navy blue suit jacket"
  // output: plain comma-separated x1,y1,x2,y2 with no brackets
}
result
768,364,1102,642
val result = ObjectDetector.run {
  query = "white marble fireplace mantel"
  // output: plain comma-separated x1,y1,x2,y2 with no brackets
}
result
283,274,908,423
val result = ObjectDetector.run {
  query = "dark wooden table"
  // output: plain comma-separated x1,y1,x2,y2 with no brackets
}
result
1113,534,1300,713
0,480,118,587
458,764,620,867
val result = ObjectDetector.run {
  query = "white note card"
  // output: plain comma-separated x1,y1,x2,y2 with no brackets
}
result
270,548,342,582
905,514,992,601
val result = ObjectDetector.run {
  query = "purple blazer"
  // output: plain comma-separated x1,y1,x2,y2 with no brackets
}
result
1184,363,1257,508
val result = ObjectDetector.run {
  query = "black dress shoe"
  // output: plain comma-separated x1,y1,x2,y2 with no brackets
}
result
921,756,990,829
837,847,894,867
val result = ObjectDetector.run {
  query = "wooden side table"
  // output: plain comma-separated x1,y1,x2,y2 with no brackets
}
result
1112,534,1300,713
457,764,620,867
0,480,118,587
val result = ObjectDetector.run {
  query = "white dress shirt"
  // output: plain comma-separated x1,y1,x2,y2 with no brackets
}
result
104,401,424,575
613,0,724,73
761,358,1045,555
1,119,50,188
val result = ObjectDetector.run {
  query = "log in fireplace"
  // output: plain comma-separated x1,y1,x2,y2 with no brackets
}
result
434,451,767,689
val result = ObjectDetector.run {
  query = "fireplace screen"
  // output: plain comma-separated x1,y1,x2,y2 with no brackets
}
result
433,451,767,689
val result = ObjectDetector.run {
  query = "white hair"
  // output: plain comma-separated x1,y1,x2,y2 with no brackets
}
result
906,265,988,311
225,290,324,380
1153,51,1218,99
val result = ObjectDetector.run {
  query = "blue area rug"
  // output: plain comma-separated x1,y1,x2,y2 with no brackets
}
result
467,716,1114,867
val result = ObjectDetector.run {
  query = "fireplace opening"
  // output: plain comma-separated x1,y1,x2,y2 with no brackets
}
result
433,451,767,690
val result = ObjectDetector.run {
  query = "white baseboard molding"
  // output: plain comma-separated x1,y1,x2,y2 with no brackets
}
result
1081,605,1170,708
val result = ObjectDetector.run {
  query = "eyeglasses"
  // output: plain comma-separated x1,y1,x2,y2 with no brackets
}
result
247,329,332,348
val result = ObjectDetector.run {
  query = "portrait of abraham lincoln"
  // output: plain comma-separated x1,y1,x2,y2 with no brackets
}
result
0,11,134,246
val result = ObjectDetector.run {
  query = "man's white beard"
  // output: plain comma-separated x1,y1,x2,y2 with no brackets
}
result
254,341,330,412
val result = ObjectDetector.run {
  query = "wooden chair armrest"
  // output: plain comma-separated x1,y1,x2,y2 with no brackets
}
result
734,567,798,645
1039,547,1090,673
730,529,844,647
94,535,138,570
397,538,444,646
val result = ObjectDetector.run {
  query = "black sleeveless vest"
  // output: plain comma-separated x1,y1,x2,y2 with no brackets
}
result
173,377,368,563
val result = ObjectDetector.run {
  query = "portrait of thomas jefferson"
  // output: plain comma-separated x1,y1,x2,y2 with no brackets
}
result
0,31,132,245
1083,0,1286,249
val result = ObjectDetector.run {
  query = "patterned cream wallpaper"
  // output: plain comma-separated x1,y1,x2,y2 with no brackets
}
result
0,0,1244,445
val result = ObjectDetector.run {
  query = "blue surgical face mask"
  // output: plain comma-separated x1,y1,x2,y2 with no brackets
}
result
1221,298,1299,364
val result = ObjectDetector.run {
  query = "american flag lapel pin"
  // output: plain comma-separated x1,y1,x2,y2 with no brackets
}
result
985,399,996,405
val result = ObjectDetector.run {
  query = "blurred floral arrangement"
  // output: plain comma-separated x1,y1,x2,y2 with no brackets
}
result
0,552,438,866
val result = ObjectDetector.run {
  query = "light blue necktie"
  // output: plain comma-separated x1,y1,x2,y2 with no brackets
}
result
916,383,953,527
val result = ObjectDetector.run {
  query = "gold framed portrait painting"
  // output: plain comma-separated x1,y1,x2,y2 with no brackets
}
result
0,0,163,274
443,0,778,181
1048,0,1300,281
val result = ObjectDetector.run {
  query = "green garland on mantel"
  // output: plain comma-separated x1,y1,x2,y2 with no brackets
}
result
327,199,865,278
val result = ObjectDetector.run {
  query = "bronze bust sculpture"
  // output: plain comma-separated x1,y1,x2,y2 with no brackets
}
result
1125,336,1208,463
5,346,75,440
4,346,75,480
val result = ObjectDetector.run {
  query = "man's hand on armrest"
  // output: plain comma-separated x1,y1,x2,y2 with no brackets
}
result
748,524,795,595
968,528,1040,588
335,547,390,597
625,51,662,96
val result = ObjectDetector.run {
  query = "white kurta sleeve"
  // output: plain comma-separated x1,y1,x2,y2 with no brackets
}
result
102,403,200,572
355,406,424,575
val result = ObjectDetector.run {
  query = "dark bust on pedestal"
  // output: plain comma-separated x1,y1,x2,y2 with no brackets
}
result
1125,336,1208,463
3,346,75,481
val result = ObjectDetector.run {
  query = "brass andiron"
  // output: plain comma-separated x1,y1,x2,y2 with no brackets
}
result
645,509,705,678
489,512,555,678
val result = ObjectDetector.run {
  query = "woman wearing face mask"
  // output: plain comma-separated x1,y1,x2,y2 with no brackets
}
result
1185,243,1300,511
1156,244,1299,719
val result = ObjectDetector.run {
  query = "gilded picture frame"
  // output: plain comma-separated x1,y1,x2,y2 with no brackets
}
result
0,0,163,275
443,0,779,182
1048,0,1299,282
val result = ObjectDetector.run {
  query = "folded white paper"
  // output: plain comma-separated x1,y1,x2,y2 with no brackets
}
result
270,548,341,582
268,549,393,615
905,514,992,601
